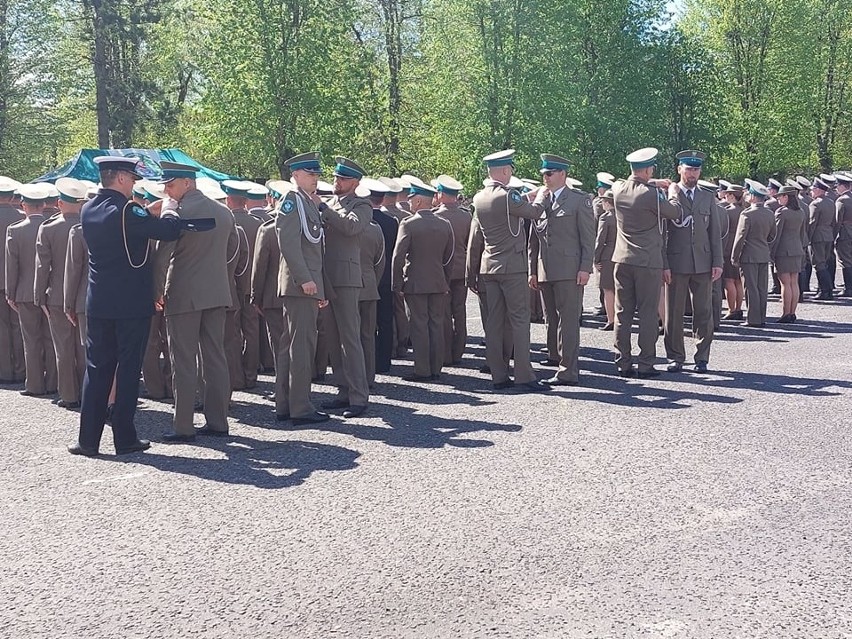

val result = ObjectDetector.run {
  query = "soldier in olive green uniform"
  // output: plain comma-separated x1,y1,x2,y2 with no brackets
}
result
808,178,837,300
392,182,454,381
224,180,264,388
662,151,723,373
63,222,88,348
5,184,56,395
251,211,284,376
433,175,471,365
473,149,549,391
317,157,371,418
379,177,411,357
771,185,809,322
275,153,330,425
34,178,87,407
612,148,682,378
527,154,595,385
731,180,776,327
834,173,852,297
0,177,25,383
155,162,238,441
356,182,386,387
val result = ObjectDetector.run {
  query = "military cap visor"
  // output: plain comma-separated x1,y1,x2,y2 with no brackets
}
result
94,156,144,178
55,177,88,202
16,183,52,202
676,150,706,167
483,149,516,167
332,157,365,180
596,172,615,188
0,176,23,193
431,175,464,195
158,161,199,183
540,154,571,173
409,182,437,197
361,177,390,195
286,152,323,174
776,185,800,195
626,147,659,169
744,179,769,197
812,178,830,191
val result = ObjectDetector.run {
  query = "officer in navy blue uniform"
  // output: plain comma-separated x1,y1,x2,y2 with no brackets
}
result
69,156,214,457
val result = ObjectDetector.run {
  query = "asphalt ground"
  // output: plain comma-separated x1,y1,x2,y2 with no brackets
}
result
1,287,850,638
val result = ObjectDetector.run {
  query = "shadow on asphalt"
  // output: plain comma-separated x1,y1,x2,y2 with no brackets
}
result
107,434,360,488
579,346,850,398
280,404,522,449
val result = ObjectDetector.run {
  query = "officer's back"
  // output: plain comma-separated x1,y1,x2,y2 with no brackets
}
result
161,189,236,314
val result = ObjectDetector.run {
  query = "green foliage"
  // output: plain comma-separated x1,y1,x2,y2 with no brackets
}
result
2,0,852,184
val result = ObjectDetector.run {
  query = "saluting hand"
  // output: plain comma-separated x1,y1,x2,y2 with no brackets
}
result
301,280,318,296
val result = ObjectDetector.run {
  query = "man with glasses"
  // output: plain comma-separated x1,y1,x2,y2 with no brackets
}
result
528,154,595,386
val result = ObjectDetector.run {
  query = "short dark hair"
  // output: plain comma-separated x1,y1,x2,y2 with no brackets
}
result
100,169,121,187
369,193,384,206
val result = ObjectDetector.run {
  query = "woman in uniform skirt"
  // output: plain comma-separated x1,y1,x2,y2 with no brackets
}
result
771,185,808,323
594,190,617,330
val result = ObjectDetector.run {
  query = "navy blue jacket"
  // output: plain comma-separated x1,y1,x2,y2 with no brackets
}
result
372,208,398,295
82,189,183,318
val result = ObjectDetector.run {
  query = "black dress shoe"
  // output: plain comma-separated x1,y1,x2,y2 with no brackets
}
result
321,398,350,410
744,322,765,327
618,368,636,378
115,440,151,455
666,361,683,373
402,374,433,382
516,380,549,393
342,405,367,419
540,359,559,367
20,390,49,397
162,432,196,443
275,412,290,421
542,376,578,387
479,365,491,374
57,400,81,409
493,380,514,390
723,310,744,320
292,411,330,425
776,314,792,323
599,323,614,331
195,425,229,437
68,443,99,457
637,368,661,379
694,361,708,373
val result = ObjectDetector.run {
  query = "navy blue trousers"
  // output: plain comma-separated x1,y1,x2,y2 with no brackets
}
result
78,316,151,451
375,289,394,374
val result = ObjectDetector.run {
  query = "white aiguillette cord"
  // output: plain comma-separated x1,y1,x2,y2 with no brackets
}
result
294,189,323,245
122,201,150,269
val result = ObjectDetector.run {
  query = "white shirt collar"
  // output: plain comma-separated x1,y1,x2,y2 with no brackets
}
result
552,186,566,201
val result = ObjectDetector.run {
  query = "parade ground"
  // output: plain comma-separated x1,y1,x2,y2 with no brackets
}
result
2,291,850,638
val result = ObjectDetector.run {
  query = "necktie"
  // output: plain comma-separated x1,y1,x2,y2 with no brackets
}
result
688,189,694,201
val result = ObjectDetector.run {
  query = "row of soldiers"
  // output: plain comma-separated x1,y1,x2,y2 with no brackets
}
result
2,145,850,454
